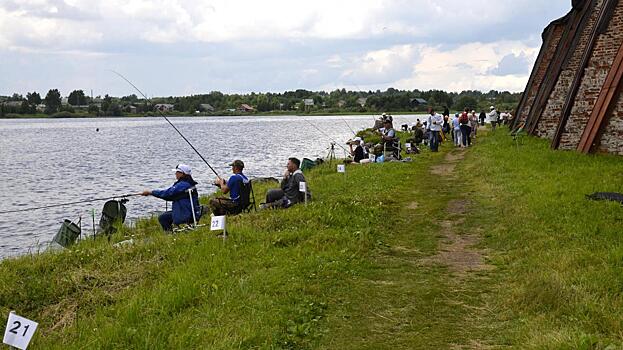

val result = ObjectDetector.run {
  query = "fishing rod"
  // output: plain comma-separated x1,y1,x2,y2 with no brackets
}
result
0,194,141,215
300,117,350,154
110,70,220,178
341,117,356,136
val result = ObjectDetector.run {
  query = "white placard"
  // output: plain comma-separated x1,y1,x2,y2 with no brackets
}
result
405,143,412,149
3,312,38,350
337,164,346,173
369,154,376,162
299,182,307,193
210,215,226,231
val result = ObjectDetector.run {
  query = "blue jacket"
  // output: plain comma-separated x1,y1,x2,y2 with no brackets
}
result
152,177,201,225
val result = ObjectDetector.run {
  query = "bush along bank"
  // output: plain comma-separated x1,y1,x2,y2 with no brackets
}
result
0,128,621,349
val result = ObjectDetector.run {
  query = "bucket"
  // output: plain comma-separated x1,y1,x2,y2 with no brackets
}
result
98,200,127,235
52,219,81,248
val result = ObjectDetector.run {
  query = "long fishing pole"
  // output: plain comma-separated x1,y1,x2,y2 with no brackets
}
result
301,117,350,153
0,194,141,215
340,117,356,135
110,70,220,177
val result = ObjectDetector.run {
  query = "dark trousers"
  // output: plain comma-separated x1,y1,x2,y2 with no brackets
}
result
158,211,173,231
209,197,239,216
429,131,440,152
460,125,471,146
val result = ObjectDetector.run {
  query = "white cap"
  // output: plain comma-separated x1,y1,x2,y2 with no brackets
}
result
172,164,192,175
490,106,495,110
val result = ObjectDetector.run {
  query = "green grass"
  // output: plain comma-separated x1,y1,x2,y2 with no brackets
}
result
0,128,621,349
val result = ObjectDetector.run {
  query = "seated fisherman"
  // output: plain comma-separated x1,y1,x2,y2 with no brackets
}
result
347,136,366,163
209,159,249,215
263,157,310,208
141,164,201,231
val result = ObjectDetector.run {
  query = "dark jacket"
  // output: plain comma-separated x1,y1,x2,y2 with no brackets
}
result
152,177,201,225
280,169,310,204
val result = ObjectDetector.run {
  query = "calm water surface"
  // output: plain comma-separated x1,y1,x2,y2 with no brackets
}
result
0,114,423,258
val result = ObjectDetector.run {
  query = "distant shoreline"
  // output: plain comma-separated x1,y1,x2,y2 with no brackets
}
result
0,111,423,120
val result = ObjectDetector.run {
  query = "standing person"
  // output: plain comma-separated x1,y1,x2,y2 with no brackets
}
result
488,106,499,131
470,110,479,138
263,157,310,209
443,106,450,118
452,113,462,147
459,108,471,147
427,107,443,152
141,164,202,231
479,110,487,126
209,159,249,215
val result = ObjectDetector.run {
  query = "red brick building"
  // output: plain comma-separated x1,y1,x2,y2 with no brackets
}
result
514,0,623,155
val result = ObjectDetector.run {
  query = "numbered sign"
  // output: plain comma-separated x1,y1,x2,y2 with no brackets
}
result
369,154,376,162
3,312,38,350
210,215,226,231
405,143,412,149
299,182,307,193
337,164,346,173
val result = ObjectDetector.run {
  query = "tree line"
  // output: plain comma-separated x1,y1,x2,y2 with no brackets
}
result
1,88,521,117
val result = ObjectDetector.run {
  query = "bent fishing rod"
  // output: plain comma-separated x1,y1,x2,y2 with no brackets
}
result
110,70,220,178
0,194,141,215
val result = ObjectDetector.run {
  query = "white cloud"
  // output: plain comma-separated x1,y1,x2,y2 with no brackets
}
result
0,0,570,95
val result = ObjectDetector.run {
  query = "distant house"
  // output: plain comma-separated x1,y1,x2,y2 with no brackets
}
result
410,98,428,107
61,97,69,106
155,103,175,112
36,104,46,113
356,97,367,107
4,101,23,108
303,98,314,107
199,103,215,112
337,100,346,108
238,104,254,112
125,105,137,114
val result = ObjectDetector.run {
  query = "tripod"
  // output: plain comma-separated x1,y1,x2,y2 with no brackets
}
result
326,142,336,162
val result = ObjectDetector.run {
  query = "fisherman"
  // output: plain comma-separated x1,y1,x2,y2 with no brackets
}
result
141,164,201,231
263,158,310,208
380,119,399,159
347,136,366,163
209,159,249,215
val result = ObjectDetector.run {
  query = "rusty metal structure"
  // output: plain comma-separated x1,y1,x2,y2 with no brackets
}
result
514,0,623,155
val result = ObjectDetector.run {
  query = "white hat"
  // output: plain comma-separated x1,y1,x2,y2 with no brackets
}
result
172,164,192,175
490,106,495,110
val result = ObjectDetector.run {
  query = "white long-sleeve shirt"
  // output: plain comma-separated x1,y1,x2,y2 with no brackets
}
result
427,113,444,131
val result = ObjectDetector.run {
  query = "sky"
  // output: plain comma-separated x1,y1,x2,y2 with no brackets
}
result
0,0,572,97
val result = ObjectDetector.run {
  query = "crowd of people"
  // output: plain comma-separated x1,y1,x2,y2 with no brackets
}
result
142,107,512,231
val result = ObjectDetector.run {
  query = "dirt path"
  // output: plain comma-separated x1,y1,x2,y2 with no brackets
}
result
423,150,493,275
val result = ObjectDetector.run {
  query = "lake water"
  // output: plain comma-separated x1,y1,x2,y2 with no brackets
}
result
0,114,423,258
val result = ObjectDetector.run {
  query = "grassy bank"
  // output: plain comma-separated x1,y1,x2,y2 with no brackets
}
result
0,129,621,349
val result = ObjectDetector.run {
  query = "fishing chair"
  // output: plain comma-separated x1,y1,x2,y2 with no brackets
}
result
383,139,402,160
173,187,206,233
210,180,257,216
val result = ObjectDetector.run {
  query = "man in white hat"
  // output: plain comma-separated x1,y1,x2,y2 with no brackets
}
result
141,163,202,231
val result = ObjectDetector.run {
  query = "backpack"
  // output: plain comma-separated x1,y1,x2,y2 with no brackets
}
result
459,112,469,125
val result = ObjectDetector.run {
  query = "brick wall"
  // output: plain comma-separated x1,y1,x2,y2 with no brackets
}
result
516,23,566,126
534,0,603,140
559,1,623,150
596,88,623,154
